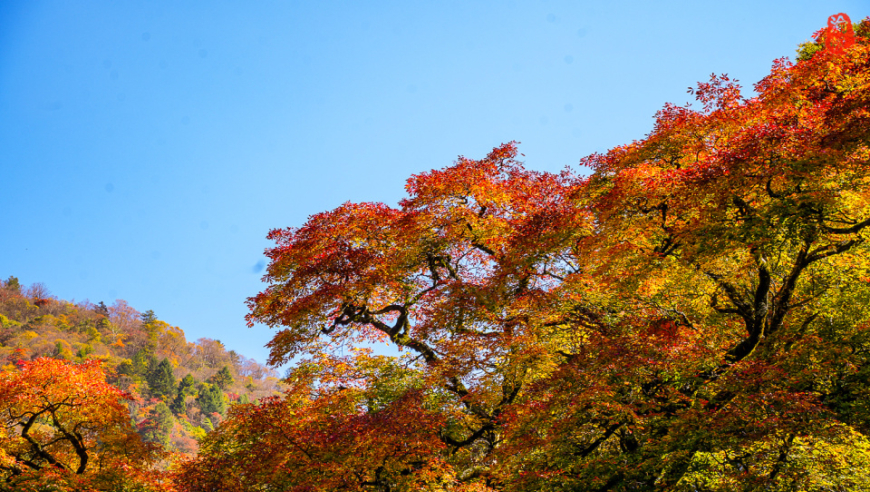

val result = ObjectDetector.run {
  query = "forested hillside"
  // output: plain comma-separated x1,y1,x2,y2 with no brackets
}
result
0,276,281,458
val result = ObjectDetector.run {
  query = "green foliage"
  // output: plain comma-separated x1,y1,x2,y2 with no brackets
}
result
94,301,110,331
210,365,234,390
797,18,869,62
73,318,95,335
140,309,157,325
0,313,20,330
796,39,824,62
195,382,226,416
116,359,135,378
84,325,101,343
357,355,423,412
54,340,73,360
180,419,208,441
3,276,20,292
139,402,175,447
147,358,176,400
131,349,157,377
94,301,108,316
154,401,175,434
75,343,94,359
170,374,197,415
169,394,186,415
178,373,197,395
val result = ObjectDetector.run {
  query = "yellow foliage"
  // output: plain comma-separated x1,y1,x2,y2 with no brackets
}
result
18,331,38,342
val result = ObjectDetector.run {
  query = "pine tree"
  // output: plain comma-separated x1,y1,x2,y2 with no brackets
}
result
147,358,176,400
211,366,234,390
3,276,20,293
131,349,157,380
170,374,197,415
195,382,226,416
139,402,174,447
140,309,157,325
94,301,108,317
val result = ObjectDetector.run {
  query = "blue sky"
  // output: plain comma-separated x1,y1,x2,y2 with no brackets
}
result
0,1,864,365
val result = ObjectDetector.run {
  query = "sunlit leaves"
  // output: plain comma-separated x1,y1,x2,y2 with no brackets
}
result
195,20,870,491
0,358,165,491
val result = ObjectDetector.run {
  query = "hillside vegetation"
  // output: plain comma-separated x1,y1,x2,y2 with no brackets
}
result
0,276,281,457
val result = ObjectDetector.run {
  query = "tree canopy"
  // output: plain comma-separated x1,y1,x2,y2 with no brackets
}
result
177,22,870,491
0,358,164,491
0,275,282,473
1,19,868,492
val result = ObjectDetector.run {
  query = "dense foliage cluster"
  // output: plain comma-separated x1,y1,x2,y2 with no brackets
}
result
4,20,870,491
0,277,281,490
176,20,870,491
0,357,165,491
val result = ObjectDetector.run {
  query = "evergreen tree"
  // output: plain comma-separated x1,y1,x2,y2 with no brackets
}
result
195,382,226,416
170,374,197,415
116,360,135,379
178,373,196,395
94,301,109,316
140,310,160,353
3,276,20,293
140,309,157,325
53,341,72,360
76,343,94,359
94,301,109,329
131,349,157,380
169,393,185,415
211,366,234,390
147,358,176,400
139,402,174,447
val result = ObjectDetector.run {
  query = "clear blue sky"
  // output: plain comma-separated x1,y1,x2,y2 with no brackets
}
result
1,1,864,365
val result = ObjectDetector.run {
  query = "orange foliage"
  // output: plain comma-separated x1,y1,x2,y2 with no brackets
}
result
0,358,169,491
198,23,870,491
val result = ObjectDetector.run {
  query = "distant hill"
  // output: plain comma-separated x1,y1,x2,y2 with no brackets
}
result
0,275,282,455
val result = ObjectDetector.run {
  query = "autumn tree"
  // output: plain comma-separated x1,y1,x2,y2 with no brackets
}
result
174,371,457,492
0,358,164,491
25,283,51,303
179,20,870,491
0,279,281,473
